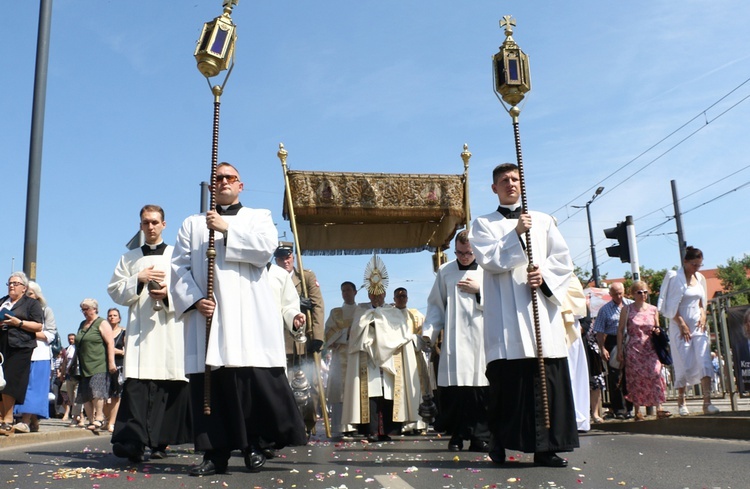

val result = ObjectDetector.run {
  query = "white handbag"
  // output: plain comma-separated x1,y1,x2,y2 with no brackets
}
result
0,352,6,391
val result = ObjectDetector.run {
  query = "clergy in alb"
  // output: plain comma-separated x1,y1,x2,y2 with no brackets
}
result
422,230,490,452
108,204,191,463
324,281,358,437
171,163,306,477
469,163,578,468
342,257,422,442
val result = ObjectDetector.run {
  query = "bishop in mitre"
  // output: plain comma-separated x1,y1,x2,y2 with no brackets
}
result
342,255,422,442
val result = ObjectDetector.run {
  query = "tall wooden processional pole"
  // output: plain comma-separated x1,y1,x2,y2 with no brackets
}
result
193,0,239,415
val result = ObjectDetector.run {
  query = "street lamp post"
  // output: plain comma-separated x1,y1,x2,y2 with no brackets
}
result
573,187,604,288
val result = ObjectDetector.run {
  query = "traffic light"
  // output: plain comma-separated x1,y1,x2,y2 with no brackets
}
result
603,221,631,263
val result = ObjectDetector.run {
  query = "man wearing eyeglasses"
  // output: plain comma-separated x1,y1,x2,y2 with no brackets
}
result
108,204,191,463
422,230,489,452
172,162,306,476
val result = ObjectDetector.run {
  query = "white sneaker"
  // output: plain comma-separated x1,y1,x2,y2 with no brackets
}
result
678,405,690,416
703,403,720,415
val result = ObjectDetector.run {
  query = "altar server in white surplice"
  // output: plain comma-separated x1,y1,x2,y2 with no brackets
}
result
171,163,306,477
422,230,490,453
108,204,191,463
469,163,578,468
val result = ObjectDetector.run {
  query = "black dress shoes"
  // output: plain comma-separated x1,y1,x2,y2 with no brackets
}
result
488,446,506,465
468,440,490,453
150,445,168,460
243,448,266,472
448,436,463,451
262,447,276,459
189,459,228,476
533,452,568,467
112,441,144,463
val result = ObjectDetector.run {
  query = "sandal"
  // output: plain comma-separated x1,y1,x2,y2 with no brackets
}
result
87,420,103,431
634,412,645,421
0,423,15,436
657,410,672,419
592,416,604,424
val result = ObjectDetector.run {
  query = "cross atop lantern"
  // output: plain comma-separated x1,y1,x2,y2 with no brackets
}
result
492,15,531,109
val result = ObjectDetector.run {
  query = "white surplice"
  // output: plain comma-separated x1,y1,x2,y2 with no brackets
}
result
422,260,487,387
108,244,187,381
469,210,574,361
266,263,303,335
171,207,283,374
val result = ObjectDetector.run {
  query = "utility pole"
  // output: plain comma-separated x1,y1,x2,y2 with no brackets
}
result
671,180,686,261
22,0,53,281
625,215,640,282
573,187,604,287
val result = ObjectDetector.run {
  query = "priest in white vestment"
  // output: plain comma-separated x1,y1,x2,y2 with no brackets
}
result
422,230,490,452
469,163,578,468
324,281,358,437
342,256,422,442
171,163,306,477
393,287,428,436
108,205,191,463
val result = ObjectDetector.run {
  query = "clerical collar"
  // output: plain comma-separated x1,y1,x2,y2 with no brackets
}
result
497,204,523,219
141,242,167,256
457,260,478,271
216,202,243,216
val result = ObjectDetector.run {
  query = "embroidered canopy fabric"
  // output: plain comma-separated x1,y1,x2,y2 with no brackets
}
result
282,170,467,255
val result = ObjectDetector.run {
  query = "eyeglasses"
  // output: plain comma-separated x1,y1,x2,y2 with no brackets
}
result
80,307,90,312
6,282,24,287
455,251,474,257
215,174,239,184
636,290,649,295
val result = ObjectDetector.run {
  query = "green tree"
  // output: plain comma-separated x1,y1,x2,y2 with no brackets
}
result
716,255,750,305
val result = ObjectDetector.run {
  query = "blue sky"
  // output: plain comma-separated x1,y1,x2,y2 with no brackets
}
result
4,1,750,337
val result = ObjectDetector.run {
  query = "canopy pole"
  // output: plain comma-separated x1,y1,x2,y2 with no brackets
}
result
278,143,332,438
461,143,472,231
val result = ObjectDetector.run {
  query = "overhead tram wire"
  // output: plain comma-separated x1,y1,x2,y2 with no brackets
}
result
576,177,750,272
553,76,750,226
637,163,750,221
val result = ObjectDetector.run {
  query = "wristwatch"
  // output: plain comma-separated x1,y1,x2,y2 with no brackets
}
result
19,320,23,328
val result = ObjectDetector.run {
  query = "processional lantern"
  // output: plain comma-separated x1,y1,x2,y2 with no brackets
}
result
492,15,531,111
195,0,238,79
193,0,239,416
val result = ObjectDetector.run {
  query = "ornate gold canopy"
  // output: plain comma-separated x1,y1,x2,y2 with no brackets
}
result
281,170,467,255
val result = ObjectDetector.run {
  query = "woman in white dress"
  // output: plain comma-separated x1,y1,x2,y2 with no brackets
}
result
658,246,719,415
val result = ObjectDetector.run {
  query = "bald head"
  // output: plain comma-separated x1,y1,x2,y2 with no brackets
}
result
609,283,625,306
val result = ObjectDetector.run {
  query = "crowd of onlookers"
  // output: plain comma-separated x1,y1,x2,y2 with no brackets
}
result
0,271,125,435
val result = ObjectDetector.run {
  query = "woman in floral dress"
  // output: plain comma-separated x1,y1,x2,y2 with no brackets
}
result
615,281,671,421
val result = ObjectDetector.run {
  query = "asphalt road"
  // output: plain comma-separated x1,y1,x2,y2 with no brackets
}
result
0,429,746,489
